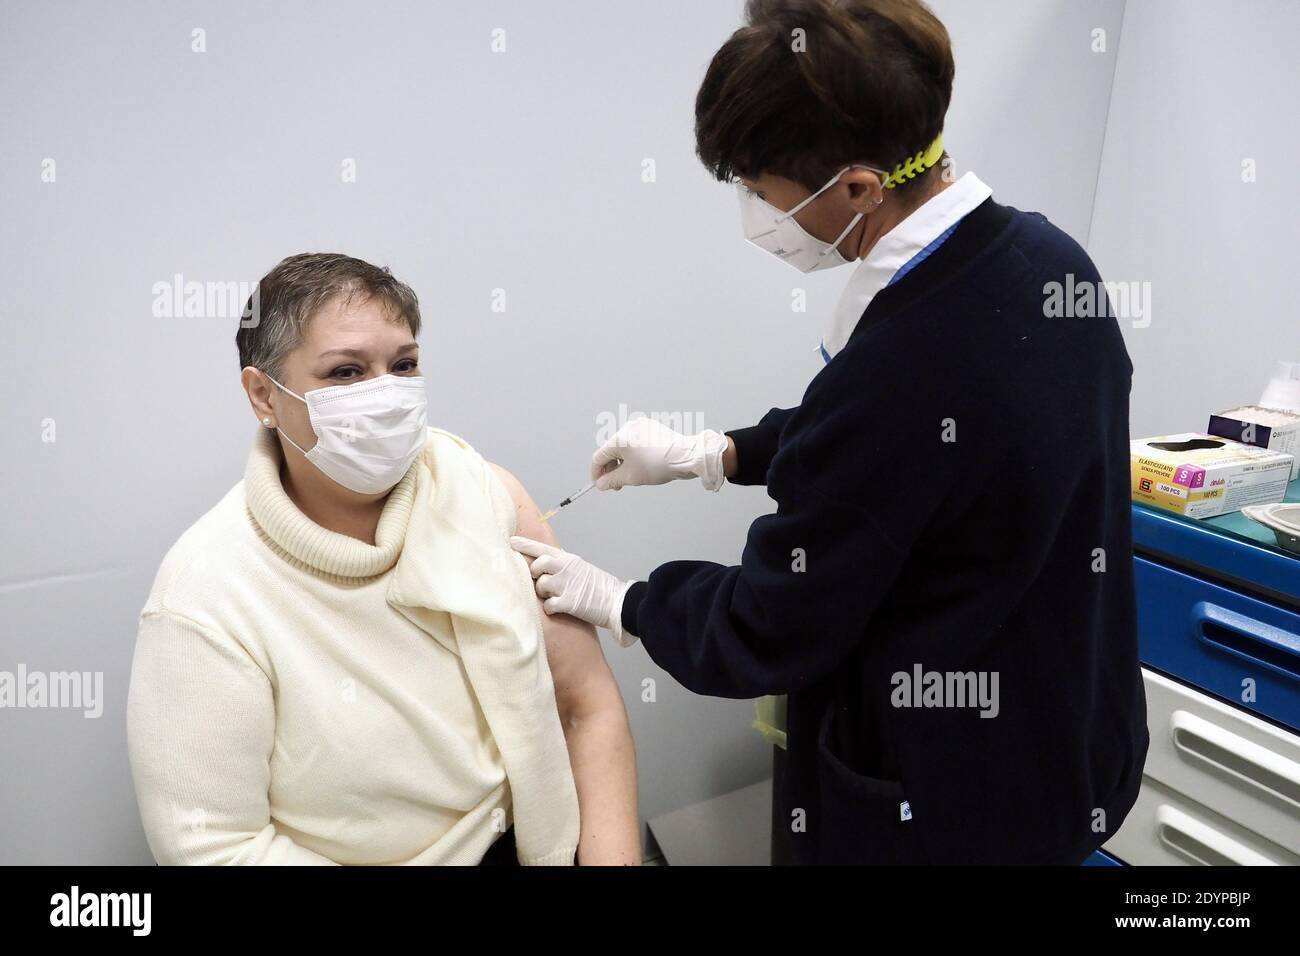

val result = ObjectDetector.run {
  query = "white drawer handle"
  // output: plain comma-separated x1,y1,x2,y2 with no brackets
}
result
1169,710,1300,811
1154,804,1278,866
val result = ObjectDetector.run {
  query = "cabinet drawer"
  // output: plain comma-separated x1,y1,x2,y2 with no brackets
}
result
1141,669,1300,851
1136,557,1300,730
1104,778,1299,866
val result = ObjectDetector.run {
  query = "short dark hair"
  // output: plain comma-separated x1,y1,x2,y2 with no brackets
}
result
236,253,421,379
695,0,954,194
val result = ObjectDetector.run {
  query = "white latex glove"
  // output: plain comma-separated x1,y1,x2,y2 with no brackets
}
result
510,536,639,647
591,418,729,492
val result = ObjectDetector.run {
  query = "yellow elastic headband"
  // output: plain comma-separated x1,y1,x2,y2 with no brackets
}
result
881,133,945,190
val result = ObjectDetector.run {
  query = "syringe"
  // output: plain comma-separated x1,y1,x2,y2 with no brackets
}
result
537,479,599,523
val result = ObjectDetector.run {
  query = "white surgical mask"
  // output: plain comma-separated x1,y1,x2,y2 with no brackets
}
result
737,165,878,273
264,371,428,494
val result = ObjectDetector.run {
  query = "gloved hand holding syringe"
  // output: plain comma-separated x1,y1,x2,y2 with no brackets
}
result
517,419,734,646
537,418,732,522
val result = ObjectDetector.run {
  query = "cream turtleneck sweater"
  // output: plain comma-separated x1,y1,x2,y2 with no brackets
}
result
126,425,579,865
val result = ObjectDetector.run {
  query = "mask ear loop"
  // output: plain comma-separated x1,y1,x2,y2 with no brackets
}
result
262,372,313,457
264,372,307,404
816,211,865,264
772,166,853,225
772,165,886,262
276,426,312,458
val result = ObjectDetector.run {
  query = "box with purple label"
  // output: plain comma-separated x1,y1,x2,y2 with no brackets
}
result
1130,432,1292,518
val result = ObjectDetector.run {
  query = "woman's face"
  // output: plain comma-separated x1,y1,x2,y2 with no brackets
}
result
270,294,421,454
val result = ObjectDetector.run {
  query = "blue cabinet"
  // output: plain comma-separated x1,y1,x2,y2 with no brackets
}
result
1104,480,1300,865
1134,559,1300,730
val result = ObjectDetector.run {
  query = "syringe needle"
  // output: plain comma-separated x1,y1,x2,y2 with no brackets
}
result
538,479,599,523
563,481,598,506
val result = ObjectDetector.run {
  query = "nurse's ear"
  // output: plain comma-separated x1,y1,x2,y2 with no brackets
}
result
841,166,887,214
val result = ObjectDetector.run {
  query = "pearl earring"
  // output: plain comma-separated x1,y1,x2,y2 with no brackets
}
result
262,417,273,426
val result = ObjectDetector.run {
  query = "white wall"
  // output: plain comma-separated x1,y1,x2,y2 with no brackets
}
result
1089,0,1300,438
0,0,1123,863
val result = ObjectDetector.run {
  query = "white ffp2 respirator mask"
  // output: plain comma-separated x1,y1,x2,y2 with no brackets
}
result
737,165,873,273
265,372,428,494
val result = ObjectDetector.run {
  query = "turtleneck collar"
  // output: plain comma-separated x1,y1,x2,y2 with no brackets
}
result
243,425,419,579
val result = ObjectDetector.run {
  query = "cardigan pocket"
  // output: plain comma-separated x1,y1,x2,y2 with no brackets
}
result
815,701,929,864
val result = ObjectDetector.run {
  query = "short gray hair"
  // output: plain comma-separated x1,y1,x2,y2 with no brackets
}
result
236,252,422,379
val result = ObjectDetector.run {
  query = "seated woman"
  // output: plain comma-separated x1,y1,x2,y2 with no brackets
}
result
126,252,639,865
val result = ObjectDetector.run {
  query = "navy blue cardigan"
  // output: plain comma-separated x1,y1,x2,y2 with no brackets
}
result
620,197,1149,864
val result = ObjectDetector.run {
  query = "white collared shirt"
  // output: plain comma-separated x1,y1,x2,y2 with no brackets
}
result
821,171,993,361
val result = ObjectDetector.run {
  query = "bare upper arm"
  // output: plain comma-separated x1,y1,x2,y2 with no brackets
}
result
488,461,619,721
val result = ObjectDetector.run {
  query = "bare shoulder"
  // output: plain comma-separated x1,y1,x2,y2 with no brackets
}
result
487,460,608,708
486,461,559,545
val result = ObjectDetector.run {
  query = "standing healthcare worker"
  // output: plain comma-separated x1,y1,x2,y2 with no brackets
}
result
511,0,1149,865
